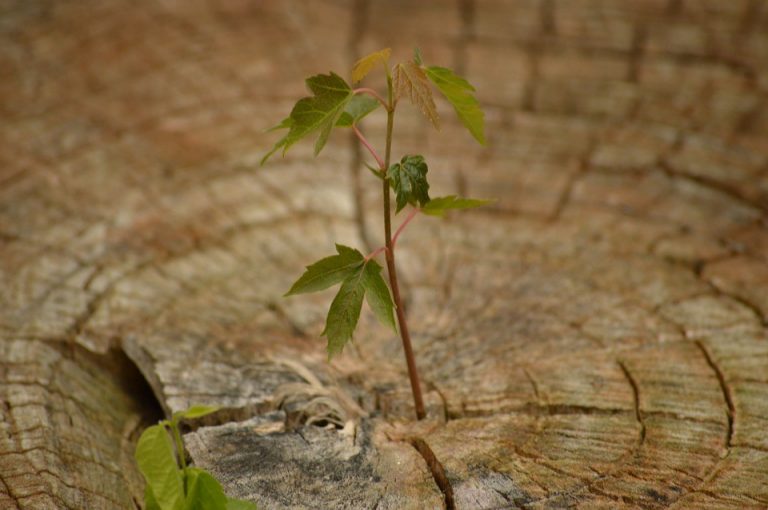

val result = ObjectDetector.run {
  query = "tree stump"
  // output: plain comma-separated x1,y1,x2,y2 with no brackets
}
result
1,1,767,509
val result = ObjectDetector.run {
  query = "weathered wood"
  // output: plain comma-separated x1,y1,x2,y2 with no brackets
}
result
2,0,768,509
0,341,151,509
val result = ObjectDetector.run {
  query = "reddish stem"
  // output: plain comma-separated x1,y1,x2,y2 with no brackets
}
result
391,207,420,249
365,245,387,262
353,87,388,109
352,125,385,170
382,94,426,420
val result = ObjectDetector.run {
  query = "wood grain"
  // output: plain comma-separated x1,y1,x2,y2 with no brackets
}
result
1,0,767,508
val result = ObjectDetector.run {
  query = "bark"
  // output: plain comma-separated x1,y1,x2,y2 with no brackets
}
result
2,1,768,509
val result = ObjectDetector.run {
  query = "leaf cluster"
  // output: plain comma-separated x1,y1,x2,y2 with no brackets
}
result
286,244,395,357
261,74,381,165
135,406,257,510
263,48,486,165
266,48,493,361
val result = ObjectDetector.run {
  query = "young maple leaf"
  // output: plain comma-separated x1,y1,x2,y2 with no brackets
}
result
261,72,354,164
387,155,430,213
393,61,439,129
352,48,391,83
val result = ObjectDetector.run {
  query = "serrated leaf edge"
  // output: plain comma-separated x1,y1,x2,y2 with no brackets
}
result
394,61,439,130
423,65,486,145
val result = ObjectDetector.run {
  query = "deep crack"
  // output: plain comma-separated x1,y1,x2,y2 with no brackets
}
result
618,360,646,447
694,341,734,449
410,437,455,510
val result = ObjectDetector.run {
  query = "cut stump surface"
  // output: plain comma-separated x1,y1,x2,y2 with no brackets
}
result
1,1,767,509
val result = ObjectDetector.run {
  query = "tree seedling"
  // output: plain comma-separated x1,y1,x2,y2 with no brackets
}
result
263,48,490,420
135,405,257,510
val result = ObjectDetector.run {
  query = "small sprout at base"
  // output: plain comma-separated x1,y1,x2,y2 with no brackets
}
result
135,406,257,510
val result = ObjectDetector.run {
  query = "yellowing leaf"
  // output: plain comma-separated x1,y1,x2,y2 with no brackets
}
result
351,48,391,83
394,61,439,129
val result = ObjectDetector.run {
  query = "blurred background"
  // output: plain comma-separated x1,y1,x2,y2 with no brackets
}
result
2,1,768,509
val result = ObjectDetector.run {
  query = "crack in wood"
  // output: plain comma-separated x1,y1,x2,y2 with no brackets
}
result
694,341,734,449
0,471,21,510
12,490,71,510
32,467,128,508
653,341,739,509
549,139,598,221
0,340,157,508
5,1,768,507
522,368,540,402
697,271,768,327
516,360,653,509
449,402,633,421
618,360,647,447
659,159,767,214
410,437,455,510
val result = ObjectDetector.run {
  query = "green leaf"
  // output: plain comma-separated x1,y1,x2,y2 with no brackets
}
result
227,498,258,510
144,486,162,510
387,155,431,213
365,162,384,179
136,424,184,510
422,195,494,217
275,96,380,129
336,95,381,127
173,405,220,422
183,468,228,510
394,61,439,129
424,66,485,145
259,137,288,165
265,117,292,133
322,269,366,358
361,260,396,332
352,48,391,83
286,244,364,296
261,72,353,164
